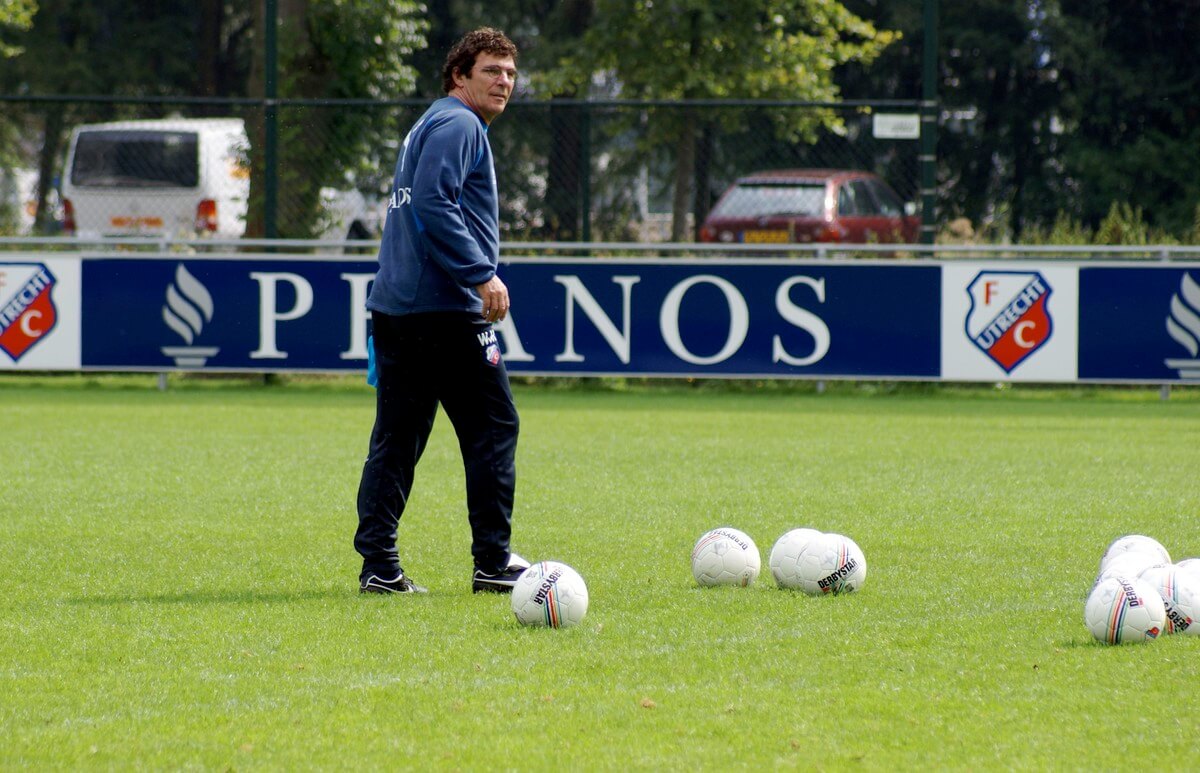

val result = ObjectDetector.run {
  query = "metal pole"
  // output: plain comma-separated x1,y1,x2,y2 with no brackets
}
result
580,104,592,243
919,0,938,246
264,0,278,239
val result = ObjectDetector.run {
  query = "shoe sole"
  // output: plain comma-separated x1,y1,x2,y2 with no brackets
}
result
360,579,427,594
471,581,517,594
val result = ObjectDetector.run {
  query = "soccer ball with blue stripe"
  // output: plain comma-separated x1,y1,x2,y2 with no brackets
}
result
511,561,589,628
793,532,867,596
1084,575,1167,645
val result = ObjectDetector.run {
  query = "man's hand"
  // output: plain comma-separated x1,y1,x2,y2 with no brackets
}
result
475,275,510,323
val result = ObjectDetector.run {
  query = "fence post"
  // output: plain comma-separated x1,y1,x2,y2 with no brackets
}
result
919,0,939,247
580,103,592,243
264,0,279,239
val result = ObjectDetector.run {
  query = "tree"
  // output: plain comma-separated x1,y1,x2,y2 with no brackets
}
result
841,0,1200,242
405,1,597,240
544,0,898,240
1048,0,1200,238
0,0,36,57
245,0,427,238
840,0,1066,240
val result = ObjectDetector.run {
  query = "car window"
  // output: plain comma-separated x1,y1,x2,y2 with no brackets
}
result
837,184,859,216
849,180,880,215
71,130,200,188
709,183,824,218
868,179,904,216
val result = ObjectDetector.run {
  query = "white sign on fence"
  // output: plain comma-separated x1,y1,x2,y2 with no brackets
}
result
872,113,920,140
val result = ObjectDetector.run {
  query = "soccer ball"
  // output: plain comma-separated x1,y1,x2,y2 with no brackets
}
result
511,561,589,628
1099,534,1171,573
1094,551,1163,586
691,527,761,587
1084,575,1166,645
1138,564,1200,636
793,532,867,595
769,528,823,589
1176,557,1200,581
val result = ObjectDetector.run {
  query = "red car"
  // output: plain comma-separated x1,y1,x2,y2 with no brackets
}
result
699,169,919,244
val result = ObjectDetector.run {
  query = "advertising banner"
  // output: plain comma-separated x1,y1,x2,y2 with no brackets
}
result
1079,266,1200,382
0,257,82,370
940,263,1079,382
1,253,1198,384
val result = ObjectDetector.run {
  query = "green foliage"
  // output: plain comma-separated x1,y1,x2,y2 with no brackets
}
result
844,0,1200,243
546,0,895,131
1050,1,1200,238
0,0,36,57
258,0,428,238
539,0,899,239
2,379,1199,767
1019,211,1091,246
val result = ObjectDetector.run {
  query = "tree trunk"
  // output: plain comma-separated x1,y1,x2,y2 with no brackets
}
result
34,107,64,234
670,9,703,243
546,97,582,241
692,123,714,241
671,118,696,242
244,0,266,237
198,0,223,98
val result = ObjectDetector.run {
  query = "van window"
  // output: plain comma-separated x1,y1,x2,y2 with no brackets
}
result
70,130,199,188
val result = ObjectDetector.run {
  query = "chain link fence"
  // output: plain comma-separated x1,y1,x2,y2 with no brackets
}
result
1,96,921,244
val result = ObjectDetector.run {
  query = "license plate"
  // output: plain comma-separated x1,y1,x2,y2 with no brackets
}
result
110,216,164,228
742,229,789,244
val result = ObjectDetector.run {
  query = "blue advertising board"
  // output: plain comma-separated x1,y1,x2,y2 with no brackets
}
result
77,256,942,378
1078,266,1200,381
496,260,940,377
82,258,376,370
1,253,1194,383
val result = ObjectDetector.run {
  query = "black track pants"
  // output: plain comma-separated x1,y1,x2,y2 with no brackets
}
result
354,311,518,580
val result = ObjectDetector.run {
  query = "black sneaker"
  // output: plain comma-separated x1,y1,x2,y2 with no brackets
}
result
360,572,428,594
471,554,530,594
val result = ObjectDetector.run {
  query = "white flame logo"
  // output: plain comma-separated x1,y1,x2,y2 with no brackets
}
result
163,264,213,344
1165,272,1200,379
160,263,219,367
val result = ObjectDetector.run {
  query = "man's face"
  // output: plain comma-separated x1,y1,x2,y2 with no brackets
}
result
454,52,517,123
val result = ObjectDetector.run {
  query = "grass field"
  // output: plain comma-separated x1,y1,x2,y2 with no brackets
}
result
3,375,1199,769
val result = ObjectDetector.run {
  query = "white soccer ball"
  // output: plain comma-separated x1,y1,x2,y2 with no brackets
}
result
511,561,589,628
1095,551,1163,586
691,527,761,587
1099,534,1171,573
793,532,867,595
1084,575,1167,645
769,528,823,589
1139,564,1200,636
1175,557,1200,581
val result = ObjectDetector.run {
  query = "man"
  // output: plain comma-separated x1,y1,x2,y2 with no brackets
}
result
355,28,527,595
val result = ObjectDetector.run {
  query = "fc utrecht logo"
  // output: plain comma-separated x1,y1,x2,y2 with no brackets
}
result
965,271,1053,373
477,327,501,366
0,263,58,362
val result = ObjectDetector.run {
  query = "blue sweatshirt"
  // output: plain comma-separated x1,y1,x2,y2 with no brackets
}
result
367,96,498,316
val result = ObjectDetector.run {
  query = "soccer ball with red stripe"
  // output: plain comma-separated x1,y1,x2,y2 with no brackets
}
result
691,527,761,587
511,561,589,629
1137,564,1200,637
1084,575,1167,645
793,532,867,596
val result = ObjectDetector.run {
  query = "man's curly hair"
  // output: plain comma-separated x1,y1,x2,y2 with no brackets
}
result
441,27,519,94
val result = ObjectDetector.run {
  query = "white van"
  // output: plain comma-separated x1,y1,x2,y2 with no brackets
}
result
61,118,249,239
